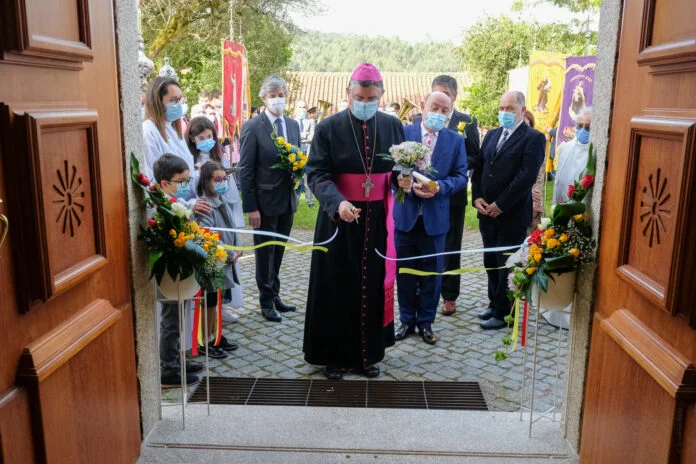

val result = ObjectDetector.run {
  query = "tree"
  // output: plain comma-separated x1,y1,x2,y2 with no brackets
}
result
513,0,601,13
455,16,597,126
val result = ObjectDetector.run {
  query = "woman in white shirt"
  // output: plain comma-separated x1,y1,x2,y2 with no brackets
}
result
143,76,210,216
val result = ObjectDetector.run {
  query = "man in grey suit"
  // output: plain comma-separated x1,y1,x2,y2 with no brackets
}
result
239,75,301,322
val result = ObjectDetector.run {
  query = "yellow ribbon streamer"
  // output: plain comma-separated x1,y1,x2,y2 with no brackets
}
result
510,298,520,352
398,265,507,276
221,241,328,253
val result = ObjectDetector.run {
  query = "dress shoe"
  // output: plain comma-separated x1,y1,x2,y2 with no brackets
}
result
222,307,239,323
261,307,282,322
394,324,415,341
186,362,204,375
477,307,495,321
323,366,343,380
161,373,200,388
274,298,296,313
442,300,456,316
480,317,508,330
218,336,239,352
362,365,380,378
199,342,228,359
419,326,437,345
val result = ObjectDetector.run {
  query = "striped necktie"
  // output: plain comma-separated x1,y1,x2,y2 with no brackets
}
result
496,129,509,151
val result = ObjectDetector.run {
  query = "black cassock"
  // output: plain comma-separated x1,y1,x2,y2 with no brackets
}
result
303,110,405,369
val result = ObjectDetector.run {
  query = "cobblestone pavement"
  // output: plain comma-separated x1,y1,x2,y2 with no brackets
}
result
183,228,568,412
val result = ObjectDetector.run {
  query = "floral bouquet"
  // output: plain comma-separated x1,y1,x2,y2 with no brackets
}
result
380,141,436,202
495,145,597,361
457,121,468,139
130,153,228,291
270,131,308,192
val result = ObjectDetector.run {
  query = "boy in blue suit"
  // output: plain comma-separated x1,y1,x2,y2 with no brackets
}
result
393,92,468,345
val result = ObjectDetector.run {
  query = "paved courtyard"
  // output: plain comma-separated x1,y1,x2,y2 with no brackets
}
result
180,228,568,412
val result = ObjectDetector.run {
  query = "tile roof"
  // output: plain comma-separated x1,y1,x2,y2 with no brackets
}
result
288,72,470,119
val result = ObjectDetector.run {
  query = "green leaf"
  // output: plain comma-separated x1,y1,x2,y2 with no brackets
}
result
166,259,180,282
130,152,142,186
149,252,162,269
545,255,577,272
150,256,166,285
533,270,549,293
586,143,596,177
552,202,586,227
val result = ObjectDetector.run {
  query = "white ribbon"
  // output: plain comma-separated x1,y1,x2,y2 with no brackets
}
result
374,239,529,262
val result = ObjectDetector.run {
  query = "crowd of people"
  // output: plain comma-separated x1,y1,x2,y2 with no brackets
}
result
142,63,592,385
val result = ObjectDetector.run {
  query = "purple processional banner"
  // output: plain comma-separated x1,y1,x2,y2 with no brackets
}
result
556,56,596,152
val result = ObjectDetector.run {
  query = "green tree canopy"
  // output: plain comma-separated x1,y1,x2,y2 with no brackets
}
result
455,15,597,126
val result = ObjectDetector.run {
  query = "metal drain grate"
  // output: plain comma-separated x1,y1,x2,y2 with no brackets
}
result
190,377,488,411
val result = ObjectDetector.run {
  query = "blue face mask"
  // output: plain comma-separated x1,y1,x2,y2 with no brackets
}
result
172,182,190,199
498,111,517,129
214,182,229,196
351,100,379,120
576,128,590,144
196,138,216,153
165,103,183,122
425,112,447,132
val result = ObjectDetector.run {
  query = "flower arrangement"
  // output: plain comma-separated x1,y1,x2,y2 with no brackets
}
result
130,153,228,291
380,141,437,202
270,131,308,192
495,145,597,361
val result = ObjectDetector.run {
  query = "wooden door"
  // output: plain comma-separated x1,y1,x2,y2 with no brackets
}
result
580,0,696,463
0,1,141,463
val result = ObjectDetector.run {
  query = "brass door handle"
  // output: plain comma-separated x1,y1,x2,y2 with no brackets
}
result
0,198,7,249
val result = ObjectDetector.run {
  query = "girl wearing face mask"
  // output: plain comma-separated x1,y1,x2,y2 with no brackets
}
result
553,107,593,204
194,161,245,357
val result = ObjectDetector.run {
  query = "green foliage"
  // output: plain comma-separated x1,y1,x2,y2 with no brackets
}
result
290,31,461,72
513,0,601,13
455,16,598,126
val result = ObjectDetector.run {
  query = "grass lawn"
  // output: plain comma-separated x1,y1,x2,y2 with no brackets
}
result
246,181,555,231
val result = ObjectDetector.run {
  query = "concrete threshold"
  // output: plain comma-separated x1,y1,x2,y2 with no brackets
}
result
139,404,578,463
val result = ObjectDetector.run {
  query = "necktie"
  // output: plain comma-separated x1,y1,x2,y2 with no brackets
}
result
496,129,509,151
274,117,285,138
424,132,436,164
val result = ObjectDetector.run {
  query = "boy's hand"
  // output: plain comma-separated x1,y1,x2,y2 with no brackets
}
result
193,199,212,216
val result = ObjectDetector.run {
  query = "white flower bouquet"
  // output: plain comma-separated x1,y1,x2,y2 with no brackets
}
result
380,141,437,202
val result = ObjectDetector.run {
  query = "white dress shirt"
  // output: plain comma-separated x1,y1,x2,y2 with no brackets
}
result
265,109,287,137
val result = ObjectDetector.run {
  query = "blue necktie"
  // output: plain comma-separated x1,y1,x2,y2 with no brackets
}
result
274,117,285,138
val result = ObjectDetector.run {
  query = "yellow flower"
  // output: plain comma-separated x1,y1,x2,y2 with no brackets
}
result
212,233,220,241
543,229,555,240
534,253,542,263
215,248,228,261
297,151,304,157
169,229,177,237
277,136,285,145
285,143,292,152
288,153,297,162
299,159,307,167
190,222,199,232
572,214,583,222
569,248,580,258
559,233,568,243
546,238,560,249
526,267,537,275
203,241,211,252
204,232,211,240
457,121,467,132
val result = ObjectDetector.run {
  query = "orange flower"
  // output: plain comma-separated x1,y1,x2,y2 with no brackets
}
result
526,267,537,275
569,248,580,258
559,233,568,243
546,238,560,249
534,253,542,263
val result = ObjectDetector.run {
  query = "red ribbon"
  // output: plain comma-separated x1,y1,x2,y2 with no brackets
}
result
213,289,223,346
521,299,529,347
190,288,203,356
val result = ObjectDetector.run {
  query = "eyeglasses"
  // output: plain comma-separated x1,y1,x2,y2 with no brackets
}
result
576,123,591,130
168,178,191,186
165,96,185,104
213,176,230,183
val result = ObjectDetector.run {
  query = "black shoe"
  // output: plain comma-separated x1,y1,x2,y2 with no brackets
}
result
323,366,343,380
394,324,415,341
480,317,508,330
477,307,495,320
419,326,437,345
219,336,239,352
274,298,296,312
362,365,380,378
261,307,282,322
161,373,200,388
186,362,204,375
199,343,229,359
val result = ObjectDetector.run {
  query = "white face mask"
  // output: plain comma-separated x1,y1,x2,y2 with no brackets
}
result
267,97,286,116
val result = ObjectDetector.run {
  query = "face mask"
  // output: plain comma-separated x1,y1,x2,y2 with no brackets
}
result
267,97,286,115
165,103,183,122
425,112,447,131
196,138,216,153
576,128,590,144
296,109,307,119
351,100,379,121
181,103,189,116
214,182,229,196
172,183,190,199
498,111,516,129
205,114,216,123
216,101,222,108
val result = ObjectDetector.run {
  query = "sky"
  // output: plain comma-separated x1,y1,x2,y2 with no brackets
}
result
291,0,587,43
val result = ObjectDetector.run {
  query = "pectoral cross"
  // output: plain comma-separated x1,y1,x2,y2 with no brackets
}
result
362,176,374,198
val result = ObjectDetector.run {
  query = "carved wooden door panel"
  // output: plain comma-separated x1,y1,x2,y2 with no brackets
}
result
0,1,141,463
580,0,696,463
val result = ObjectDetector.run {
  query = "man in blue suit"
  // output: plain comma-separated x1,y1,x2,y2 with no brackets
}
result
472,91,545,330
393,91,468,345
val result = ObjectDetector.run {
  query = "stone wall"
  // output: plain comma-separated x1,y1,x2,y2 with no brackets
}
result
113,0,160,439
563,0,623,452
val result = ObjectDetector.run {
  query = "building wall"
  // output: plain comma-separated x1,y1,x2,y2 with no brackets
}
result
113,0,160,439
563,0,623,452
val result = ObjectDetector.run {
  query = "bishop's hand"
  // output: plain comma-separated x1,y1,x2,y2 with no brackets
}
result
338,201,361,223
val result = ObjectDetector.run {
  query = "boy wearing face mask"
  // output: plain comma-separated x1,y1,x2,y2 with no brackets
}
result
238,75,301,323
152,154,205,387
392,91,469,347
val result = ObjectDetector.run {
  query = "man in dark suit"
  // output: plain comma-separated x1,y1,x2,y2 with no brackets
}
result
413,75,481,316
239,75,301,323
472,91,545,330
394,91,468,345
